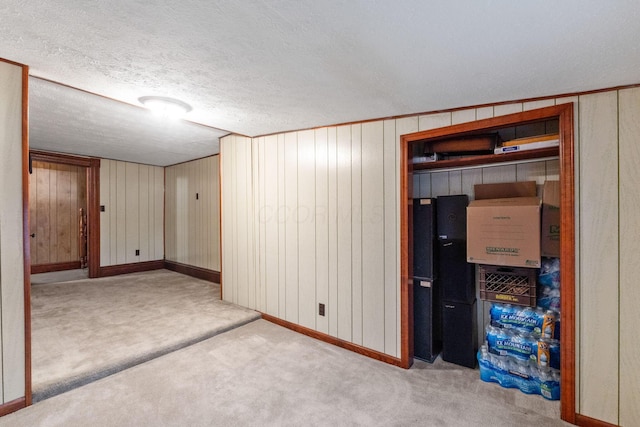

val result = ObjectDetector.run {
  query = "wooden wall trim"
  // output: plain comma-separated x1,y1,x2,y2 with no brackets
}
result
0,397,26,417
86,158,100,278
98,260,164,277
21,64,32,406
575,414,619,427
558,103,577,424
399,103,576,422
30,150,94,167
261,313,404,367
31,261,81,274
164,260,220,283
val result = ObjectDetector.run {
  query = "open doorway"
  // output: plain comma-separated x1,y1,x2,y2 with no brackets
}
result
29,150,100,278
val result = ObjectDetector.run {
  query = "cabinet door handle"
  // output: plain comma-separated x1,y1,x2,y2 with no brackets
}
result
30,233,35,238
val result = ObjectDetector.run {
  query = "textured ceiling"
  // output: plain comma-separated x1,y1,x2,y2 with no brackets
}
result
1,1,640,165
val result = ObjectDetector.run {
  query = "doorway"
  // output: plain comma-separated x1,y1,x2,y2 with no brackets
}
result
29,160,88,275
399,103,576,424
29,150,100,278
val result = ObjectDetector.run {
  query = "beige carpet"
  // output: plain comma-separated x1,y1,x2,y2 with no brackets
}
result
2,320,567,427
31,269,260,401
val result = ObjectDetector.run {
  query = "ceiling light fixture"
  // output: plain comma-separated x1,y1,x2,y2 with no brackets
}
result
138,96,192,118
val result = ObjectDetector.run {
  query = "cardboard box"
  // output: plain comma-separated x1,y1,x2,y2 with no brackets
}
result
474,181,537,200
467,196,541,268
541,180,560,257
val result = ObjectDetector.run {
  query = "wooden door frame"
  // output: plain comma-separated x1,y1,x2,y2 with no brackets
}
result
399,103,575,424
29,150,100,278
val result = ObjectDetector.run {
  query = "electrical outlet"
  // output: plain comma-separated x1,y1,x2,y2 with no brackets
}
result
100,205,106,212
319,303,325,316
135,249,140,256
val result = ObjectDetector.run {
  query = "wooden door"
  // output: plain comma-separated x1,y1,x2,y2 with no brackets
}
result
29,161,87,273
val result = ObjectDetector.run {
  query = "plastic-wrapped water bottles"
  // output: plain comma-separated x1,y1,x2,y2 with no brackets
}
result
477,346,560,400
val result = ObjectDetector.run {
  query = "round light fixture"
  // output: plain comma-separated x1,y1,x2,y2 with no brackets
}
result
138,96,192,118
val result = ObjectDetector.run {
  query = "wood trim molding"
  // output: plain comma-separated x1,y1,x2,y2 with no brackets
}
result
575,414,619,427
399,103,576,423
30,150,95,167
21,64,32,406
261,313,404,368
31,261,81,274
0,397,26,417
86,158,100,278
164,260,221,283
98,260,164,277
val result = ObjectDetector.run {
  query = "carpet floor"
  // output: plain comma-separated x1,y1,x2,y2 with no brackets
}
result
31,269,260,402
2,319,567,427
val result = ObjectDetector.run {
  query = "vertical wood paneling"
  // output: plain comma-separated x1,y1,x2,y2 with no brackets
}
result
125,162,139,264
448,170,462,194
211,157,220,271
361,121,385,352
164,156,219,271
618,87,640,427
431,171,449,196
249,137,266,311
476,106,494,121
99,159,163,267
278,134,288,318
56,165,71,261
578,91,619,424
384,119,398,357
99,160,111,266
221,136,235,302
138,165,150,262
494,103,523,116
49,164,58,263
115,161,127,264
0,61,24,401
108,160,118,265
523,99,555,111
351,124,363,345
516,161,547,189
35,163,50,264
154,166,164,261
284,132,299,322
29,161,37,264
452,109,476,125
315,128,329,334
418,112,451,131
327,128,338,337
336,125,352,341
481,164,517,184
265,135,279,316
236,139,250,307
297,129,316,329
418,173,431,198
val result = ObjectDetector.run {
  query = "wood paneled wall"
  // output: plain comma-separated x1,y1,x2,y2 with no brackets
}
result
99,159,164,266
165,156,220,272
221,88,640,426
0,60,26,405
222,123,401,356
29,161,86,266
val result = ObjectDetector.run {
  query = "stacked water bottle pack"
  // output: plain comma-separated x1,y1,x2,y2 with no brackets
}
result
477,298,561,400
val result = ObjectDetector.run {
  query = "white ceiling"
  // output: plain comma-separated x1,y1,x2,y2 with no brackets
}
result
1,1,640,166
